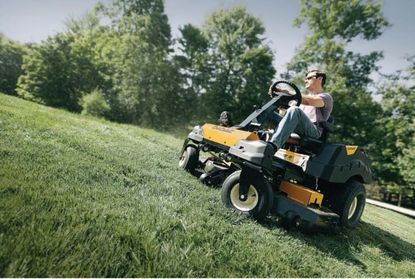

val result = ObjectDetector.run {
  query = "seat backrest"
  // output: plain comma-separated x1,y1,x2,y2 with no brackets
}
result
319,116,335,142
218,111,233,127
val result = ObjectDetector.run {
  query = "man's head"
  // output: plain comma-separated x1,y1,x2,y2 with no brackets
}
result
305,69,326,93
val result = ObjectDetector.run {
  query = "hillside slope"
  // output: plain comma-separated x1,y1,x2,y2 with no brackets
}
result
1,93,414,277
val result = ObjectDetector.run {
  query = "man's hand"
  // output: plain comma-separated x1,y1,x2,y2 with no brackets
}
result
268,84,289,97
278,106,287,116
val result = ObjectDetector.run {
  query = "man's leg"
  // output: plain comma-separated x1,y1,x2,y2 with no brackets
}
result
269,111,282,125
269,106,320,148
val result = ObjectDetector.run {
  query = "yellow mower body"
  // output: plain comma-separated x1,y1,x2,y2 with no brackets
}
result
279,180,323,207
201,124,259,148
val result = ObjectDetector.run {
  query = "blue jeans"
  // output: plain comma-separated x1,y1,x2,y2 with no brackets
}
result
269,106,320,148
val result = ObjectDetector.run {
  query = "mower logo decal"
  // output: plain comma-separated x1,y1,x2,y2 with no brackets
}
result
346,146,358,155
211,125,235,133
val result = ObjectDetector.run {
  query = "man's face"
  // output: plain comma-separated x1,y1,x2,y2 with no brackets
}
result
304,72,320,91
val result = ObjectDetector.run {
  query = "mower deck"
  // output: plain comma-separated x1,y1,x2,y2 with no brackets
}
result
272,194,339,228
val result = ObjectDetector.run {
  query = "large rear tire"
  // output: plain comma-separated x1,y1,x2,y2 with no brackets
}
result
221,170,273,220
332,180,366,228
179,146,199,173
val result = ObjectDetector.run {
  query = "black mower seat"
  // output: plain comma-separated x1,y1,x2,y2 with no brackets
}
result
285,116,335,146
286,133,301,145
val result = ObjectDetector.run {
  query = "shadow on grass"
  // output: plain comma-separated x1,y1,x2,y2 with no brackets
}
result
207,181,414,268
261,218,415,268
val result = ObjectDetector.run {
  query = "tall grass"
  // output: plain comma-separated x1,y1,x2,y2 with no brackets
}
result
1,93,414,277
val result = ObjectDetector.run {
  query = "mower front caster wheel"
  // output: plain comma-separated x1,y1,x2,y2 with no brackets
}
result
221,170,273,220
179,145,199,173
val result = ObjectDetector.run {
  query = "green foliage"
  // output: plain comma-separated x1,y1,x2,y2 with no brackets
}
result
98,0,188,128
0,33,27,95
398,125,415,186
13,0,194,129
203,6,275,123
14,1,275,129
17,11,111,112
173,24,210,122
376,56,415,187
80,88,111,117
107,0,171,52
175,6,275,123
294,0,389,42
1,94,415,277
17,33,79,110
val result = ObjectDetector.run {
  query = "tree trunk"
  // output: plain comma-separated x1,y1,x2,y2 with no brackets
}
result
398,191,402,207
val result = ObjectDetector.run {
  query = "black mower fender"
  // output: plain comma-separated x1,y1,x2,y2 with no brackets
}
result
179,139,199,158
179,125,204,156
306,144,372,184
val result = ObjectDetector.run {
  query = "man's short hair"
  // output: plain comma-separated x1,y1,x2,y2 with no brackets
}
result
307,69,327,87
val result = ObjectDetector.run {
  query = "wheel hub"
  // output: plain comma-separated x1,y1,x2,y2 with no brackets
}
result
230,183,259,212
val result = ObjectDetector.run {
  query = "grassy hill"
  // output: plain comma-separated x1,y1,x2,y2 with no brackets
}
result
1,93,415,277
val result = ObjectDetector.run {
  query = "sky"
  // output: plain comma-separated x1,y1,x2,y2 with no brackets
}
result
1,0,414,79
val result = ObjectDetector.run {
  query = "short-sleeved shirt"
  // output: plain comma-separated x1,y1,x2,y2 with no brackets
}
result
300,92,333,134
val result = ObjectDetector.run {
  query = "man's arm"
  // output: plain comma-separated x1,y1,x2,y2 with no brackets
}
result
301,95,325,107
268,84,326,108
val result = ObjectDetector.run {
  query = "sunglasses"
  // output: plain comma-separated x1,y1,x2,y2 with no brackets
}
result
305,75,318,80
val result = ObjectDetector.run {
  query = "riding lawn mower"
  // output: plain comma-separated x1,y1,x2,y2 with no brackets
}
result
179,81,372,229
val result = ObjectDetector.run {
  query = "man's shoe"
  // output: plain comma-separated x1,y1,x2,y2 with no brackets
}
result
267,141,279,153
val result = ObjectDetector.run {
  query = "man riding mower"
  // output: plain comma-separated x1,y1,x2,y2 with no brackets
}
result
179,80,371,229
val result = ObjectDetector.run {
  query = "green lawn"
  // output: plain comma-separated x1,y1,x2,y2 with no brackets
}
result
1,93,414,277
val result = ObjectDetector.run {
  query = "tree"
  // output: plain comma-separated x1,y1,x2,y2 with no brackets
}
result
102,0,187,128
377,56,415,186
16,0,188,128
17,33,80,111
17,11,110,112
0,33,26,95
173,24,210,122
398,129,415,186
80,88,111,117
204,6,275,123
175,6,275,124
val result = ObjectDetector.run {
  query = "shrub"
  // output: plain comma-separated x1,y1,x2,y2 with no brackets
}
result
80,89,110,118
